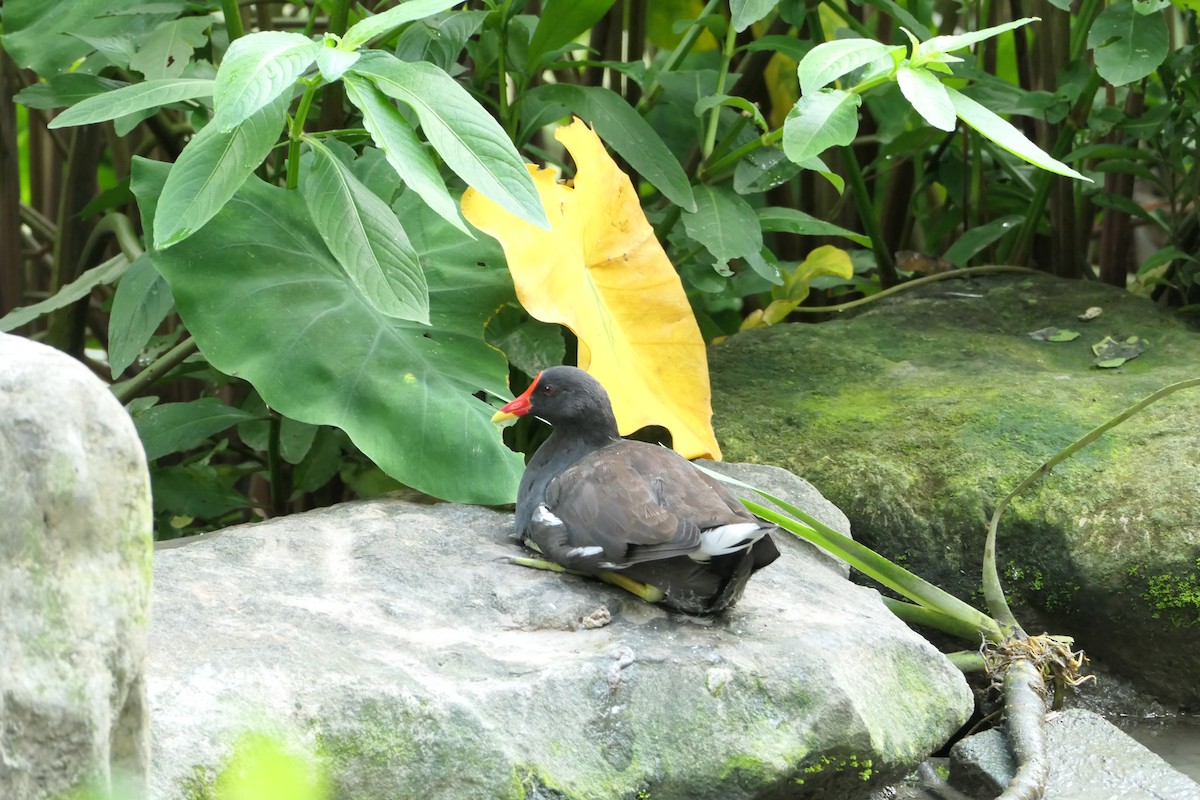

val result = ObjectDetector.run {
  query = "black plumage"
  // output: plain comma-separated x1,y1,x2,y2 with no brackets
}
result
493,366,779,614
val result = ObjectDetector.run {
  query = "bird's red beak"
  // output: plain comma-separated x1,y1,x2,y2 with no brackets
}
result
491,371,542,423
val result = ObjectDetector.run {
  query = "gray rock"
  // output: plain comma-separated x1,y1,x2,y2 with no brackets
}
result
148,493,971,800
708,273,1200,707
0,333,153,799
949,709,1200,799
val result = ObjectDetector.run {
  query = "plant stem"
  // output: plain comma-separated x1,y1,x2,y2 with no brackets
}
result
737,494,1002,641
842,144,898,285
702,20,738,161
637,0,723,113
268,412,286,516
981,377,1200,631
497,0,512,137
787,264,1040,314
286,79,322,190
221,0,245,40
112,336,200,403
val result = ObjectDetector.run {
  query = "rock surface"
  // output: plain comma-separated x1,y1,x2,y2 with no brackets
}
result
949,709,1200,799
709,273,1200,707
148,473,971,800
0,333,153,799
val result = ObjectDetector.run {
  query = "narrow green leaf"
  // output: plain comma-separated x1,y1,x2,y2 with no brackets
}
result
0,0,148,76
682,185,776,282
730,0,777,32
213,31,318,131
350,53,549,228
525,83,697,211
0,255,128,332
796,154,845,194
527,0,616,67
918,17,1038,59
782,89,861,165
341,0,461,50
861,0,931,39
797,39,901,95
733,147,802,194
692,463,1000,640
16,74,126,110
129,16,211,79
302,139,430,324
109,254,176,377
758,207,870,246
133,397,261,461
896,65,955,131
49,78,214,128
316,44,360,82
946,87,1090,181
694,94,769,131
1138,245,1192,276
343,73,466,233
739,35,814,63
1088,2,1168,86
941,214,1023,266
153,91,288,248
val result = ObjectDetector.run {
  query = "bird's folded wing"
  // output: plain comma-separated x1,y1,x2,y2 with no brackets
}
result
546,455,700,561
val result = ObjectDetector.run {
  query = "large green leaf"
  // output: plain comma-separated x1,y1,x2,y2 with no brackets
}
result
527,0,616,66
0,255,128,332
49,79,214,128
342,73,465,233
153,91,289,248
730,0,777,32
131,158,524,504
212,31,319,131
683,185,778,283
129,16,212,80
1087,2,1169,87
782,89,862,164
301,139,430,324
108,254,175,377
797,39,901,95
349,52,548,229
15,74,126,110
758,207,870,247
896,65,955,131
133,397,261,460
523,83,698,211
340,0,462,50
941,214,1024,267
946,87,1089,181
0,0,160,75
918,17,1038,60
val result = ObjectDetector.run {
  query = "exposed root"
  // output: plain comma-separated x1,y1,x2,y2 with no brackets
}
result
983,632,1095,707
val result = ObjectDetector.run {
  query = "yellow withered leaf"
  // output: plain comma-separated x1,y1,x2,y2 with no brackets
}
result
462,118,721,460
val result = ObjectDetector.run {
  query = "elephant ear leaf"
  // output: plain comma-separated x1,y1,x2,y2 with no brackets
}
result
132,157,523,505
462,118,721,461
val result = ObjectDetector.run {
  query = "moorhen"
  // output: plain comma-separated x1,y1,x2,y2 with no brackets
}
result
492,366,780,614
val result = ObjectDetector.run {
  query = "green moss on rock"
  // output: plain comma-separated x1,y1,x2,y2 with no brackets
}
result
709,273,1200,706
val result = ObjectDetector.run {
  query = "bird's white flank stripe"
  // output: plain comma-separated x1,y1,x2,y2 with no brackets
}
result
698,522,763,556
532,504,564,526
567,546,605,559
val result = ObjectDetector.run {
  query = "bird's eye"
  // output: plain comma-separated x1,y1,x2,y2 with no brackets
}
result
542,384,556,397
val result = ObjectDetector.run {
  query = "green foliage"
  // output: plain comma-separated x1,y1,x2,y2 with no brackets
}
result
3,1,1197,535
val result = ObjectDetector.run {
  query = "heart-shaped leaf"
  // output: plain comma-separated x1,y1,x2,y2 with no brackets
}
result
462,119,721,460
132,157,523,504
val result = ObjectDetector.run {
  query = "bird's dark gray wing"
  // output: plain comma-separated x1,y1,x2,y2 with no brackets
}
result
542,441,757,566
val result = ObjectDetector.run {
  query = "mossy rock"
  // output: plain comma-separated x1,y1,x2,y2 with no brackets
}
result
710,273,1200,708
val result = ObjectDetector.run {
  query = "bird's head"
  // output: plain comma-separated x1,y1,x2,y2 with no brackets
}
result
491,366,617,433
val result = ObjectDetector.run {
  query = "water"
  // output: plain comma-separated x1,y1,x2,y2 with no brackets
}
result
1122,715,1200,784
